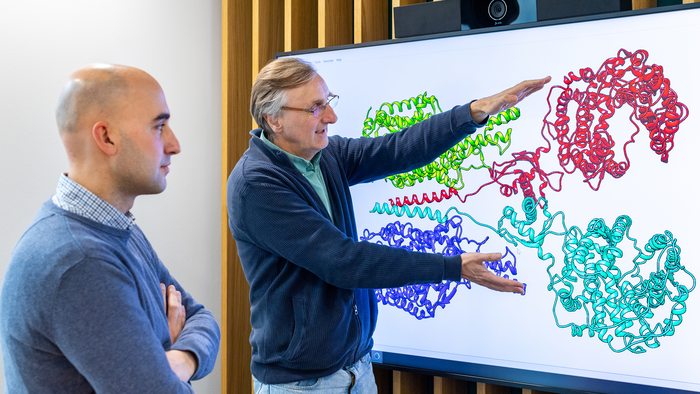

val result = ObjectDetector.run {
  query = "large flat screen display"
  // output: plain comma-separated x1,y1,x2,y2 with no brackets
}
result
278,5,700,393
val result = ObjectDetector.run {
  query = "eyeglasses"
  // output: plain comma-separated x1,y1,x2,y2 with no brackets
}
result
281,95,339,118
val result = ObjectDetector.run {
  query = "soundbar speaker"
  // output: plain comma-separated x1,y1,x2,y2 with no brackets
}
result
394,0,462,38
536,0,632,21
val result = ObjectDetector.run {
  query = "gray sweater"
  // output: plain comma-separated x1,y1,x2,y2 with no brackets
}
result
0,200,220,393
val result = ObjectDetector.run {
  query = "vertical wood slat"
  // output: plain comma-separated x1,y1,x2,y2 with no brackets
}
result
354,0,390,44
285,0,319,51
253,0,285,75
390,0,425,39
632,0,657,9
683,0,700,3
222,1,253,394
393,370,429,394
319,0,354,48
434,376,468,394
374,366,393,393
476,382,511,394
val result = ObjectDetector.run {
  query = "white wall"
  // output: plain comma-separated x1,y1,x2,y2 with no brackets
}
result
0,1,222,392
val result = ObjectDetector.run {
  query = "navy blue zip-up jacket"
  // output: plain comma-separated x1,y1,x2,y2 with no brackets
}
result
227,102,482,384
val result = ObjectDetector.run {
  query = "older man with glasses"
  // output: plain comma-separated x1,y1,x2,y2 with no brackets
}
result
227,57,550,393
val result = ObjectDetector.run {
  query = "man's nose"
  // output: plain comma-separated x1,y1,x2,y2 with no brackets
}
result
165,127,181,155
322,105,338,124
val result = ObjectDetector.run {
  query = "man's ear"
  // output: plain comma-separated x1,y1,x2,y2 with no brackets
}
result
264,114,283,135
91,121,119,156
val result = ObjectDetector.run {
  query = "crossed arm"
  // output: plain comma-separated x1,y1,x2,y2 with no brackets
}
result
52,257,220,393
161,283,198,382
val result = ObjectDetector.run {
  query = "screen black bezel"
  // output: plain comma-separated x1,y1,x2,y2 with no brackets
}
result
276,3,700,59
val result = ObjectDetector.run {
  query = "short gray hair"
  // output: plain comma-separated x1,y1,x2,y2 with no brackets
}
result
250,58,317,137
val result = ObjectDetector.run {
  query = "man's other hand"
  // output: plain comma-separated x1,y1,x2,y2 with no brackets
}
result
165,350,198,382
460,252,525,294
161,283,186,344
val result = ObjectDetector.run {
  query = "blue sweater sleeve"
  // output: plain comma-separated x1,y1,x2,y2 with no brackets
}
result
233,162,459,290
52,258,197,393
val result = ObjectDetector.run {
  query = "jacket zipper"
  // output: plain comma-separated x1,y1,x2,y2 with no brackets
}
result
351,291,361,362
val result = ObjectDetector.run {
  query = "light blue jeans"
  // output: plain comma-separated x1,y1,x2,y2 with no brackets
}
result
253,353,377,393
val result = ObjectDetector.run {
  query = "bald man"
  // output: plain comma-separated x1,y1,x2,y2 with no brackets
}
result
0,64,220,393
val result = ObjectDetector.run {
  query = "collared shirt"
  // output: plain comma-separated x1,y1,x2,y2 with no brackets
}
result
51,173,136,230
260,132,334,223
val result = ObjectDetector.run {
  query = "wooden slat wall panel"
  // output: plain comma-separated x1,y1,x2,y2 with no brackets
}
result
434,376,468,394
285,0,319,51
374,366,393,393
221,1,253,393
393,370,429,394
476,382,511,394
319,0,354,48
633,0,657,9
253,0,285,75
354,0,390,44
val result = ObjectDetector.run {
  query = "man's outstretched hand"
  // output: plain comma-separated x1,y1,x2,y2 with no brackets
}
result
461,252,525,294
470,76,552,123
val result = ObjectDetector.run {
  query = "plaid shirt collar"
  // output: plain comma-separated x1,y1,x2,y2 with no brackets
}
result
51,174,136,230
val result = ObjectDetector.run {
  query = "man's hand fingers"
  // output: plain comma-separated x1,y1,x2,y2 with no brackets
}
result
511,76,550,93
161,283,167,312
167,285,182,311
165,285,186,344
510,76,551,101
475,266,525,294
482,274,525,295
481,252,502,262
470,76,551,122
461,252,525,294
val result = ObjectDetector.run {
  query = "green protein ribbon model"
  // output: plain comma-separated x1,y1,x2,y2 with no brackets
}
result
362,93,517,190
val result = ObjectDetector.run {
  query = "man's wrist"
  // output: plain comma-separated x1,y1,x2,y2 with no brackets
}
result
184,350,198,375
469,99,488,124
166,349,198,381
445,255,463,281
